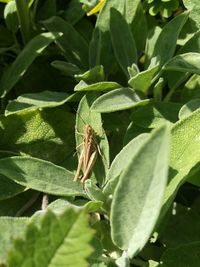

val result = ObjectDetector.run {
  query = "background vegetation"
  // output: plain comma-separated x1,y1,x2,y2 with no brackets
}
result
0,0,200,266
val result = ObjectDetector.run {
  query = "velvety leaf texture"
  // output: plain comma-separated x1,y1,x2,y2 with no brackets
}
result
8,208,94,267
111,125,170,257
0,156,85,196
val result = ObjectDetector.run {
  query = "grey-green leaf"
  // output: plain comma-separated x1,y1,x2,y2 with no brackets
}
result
0,156,85,196
0,217,28,265
128,64,159,94
74,81,120,92
0,32,61,97
160,108,200,222
8,208,94,267
163,52,200,74
110,8,137,77
111,126,170,258
91,88,149,113
5,90,69,115
152,11,189,67
178,99,200,119
103,133,149,196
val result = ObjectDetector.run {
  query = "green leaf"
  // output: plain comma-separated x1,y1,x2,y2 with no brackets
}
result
178,99,200,119
178,30,200,55
160,199,200,248
0,108,75,166
74,81,120,92
128,64,159,94
160,242,200,266
0,217,28,265
111,126,170,257
183,0,200,29
0,174,24,200
8,208,94,267
15,0,33,44
89,0,125,73
163,52,200,74
145,26,162,68
5,90,69,115
91,88,149,113
51,60,81,77
160,108,200,222
0,32,61,97
152,11,189,67
75,65,105,83
110,8,137,77
75,93,109,186
131,102,181,128
44,16,89,69
129,2,147,56
181,74,200,102
103,133,149,196
0,156,85,196
4,0,18,33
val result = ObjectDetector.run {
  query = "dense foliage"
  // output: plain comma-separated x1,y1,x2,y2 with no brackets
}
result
0,0,200,266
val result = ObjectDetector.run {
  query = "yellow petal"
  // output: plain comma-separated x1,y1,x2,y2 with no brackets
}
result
87,0,106,16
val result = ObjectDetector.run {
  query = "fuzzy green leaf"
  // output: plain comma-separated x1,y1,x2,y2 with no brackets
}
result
160,108,200,221
0,217,28,265
74,81,120,92
110,8,137,77
91,88,149,113
111,126,170,257
163,52,200,74
103,133,149,196
0,108,75,166
152,11,189,67
128,64,159,93
8,208,94,267
5,90,69,115
0,156,85,196
179,99,200,119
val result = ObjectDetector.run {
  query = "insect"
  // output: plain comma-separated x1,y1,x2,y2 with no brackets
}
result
73,124,98,183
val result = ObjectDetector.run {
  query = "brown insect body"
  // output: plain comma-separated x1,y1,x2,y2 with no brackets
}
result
73,124,98,183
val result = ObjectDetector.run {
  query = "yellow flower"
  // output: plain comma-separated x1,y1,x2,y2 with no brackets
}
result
87,0,106,16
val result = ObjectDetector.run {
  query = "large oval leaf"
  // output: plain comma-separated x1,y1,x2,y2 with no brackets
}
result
163,52,200,74
111,126,170,257
91,88,149,113
0,156,85,196
5,90,69,115
103,133,149,196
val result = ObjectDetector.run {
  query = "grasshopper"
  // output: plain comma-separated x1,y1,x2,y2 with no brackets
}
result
73,124,98,183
